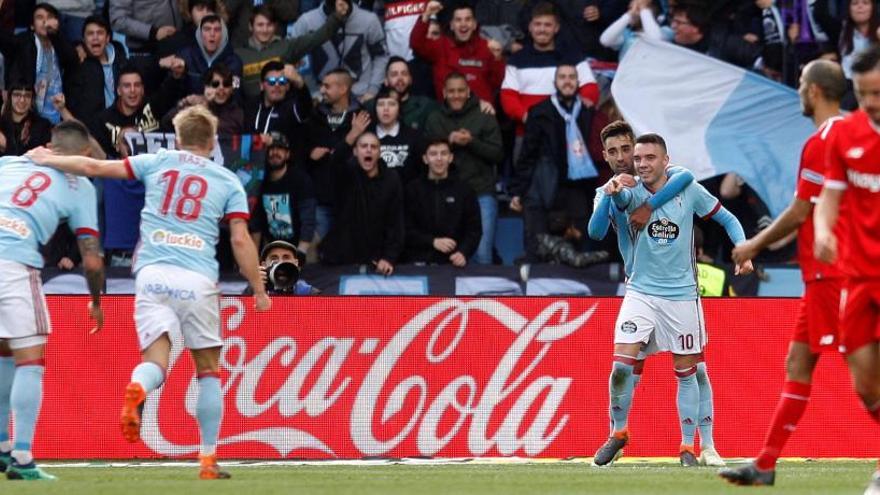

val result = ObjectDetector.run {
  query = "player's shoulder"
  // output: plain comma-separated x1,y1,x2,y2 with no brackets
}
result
834,110,870,135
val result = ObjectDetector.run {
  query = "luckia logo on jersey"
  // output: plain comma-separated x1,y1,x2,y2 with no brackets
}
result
0,215,31,238
648,218,679,245
150,229,205,250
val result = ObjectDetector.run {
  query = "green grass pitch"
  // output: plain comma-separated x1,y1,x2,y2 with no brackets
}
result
1,460,875,495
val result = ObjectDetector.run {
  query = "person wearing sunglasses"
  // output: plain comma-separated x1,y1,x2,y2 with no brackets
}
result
243,60,313,163
235,1,350,102
163,63,244,136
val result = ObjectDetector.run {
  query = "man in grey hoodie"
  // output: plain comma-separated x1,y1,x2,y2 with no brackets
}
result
178,14,244,95
291,0,389,101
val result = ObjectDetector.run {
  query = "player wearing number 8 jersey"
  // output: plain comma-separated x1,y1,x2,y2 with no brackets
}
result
0,121,105,481
27,105,270,480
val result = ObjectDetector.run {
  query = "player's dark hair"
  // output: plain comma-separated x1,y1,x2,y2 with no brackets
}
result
600,120,635,146
803,60,847,103
51,120,92,153
636,133,668,154
852,45,880,76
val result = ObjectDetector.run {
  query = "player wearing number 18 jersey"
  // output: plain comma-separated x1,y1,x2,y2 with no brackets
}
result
27,106,270,480
0,122,105,481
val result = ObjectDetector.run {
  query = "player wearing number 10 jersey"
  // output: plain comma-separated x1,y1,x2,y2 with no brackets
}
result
27,106,270,480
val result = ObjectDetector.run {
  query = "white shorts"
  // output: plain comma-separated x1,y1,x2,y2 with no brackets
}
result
135,264,221,351
0,259,50,349
614,290,706,356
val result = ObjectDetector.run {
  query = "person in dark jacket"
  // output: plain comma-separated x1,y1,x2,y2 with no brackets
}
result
177,15,244,95
162,64,244,135
66,15,128,121
319,130,405,275
670,4,761,69
372,87,425,186
509,64,600,262
306,68,362,239
0,81,52,156
251,132,317,256
425,71,503,264
87,64,186,157
0,3,78,124
404,139,481,266
244,60,313,160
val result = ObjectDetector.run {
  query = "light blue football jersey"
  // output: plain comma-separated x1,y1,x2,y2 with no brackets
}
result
0,156,98,268
593,187,635,278
622,181,720,300
126,149,249,281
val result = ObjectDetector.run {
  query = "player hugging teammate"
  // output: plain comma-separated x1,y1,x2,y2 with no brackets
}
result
590,129,753,467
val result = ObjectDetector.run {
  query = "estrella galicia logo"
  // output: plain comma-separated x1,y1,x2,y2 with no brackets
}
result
648,218,679,245
621,321,637,334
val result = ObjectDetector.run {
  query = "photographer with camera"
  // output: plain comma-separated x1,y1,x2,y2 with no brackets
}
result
245,240,320,295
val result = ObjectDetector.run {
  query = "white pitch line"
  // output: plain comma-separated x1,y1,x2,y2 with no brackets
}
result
38,457,863,468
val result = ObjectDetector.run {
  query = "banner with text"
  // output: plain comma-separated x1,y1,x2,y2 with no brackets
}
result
35,296,873,459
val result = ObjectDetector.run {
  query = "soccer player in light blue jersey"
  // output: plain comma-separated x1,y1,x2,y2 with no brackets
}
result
589,120,724,465
0,121,105,481
592,133,753,467
28,106,270,480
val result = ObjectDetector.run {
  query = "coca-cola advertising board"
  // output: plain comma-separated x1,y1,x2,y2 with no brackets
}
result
35,296,876,459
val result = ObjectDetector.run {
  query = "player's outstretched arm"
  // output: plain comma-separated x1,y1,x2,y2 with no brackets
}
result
229,218,271,312
26,146,129,179
814,186,843,263
77,235,105,334
732,198,811,264
710,206,754,275
588,192,613,240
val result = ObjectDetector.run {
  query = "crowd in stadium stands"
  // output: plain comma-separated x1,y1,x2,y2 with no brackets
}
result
0,0,865,275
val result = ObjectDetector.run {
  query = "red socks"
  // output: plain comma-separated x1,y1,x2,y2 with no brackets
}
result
755,381,812,471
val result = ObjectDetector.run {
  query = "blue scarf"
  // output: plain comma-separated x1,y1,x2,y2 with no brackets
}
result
550,95,597,180
34,35,62,124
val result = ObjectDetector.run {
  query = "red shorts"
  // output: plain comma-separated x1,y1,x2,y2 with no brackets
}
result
839,279,880,355
793,279,842,353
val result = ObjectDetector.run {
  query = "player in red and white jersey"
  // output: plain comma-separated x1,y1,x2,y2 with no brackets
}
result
719,60,846,486
815,45,880,495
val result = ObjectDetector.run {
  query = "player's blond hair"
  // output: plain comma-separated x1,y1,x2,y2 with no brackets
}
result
172,104,218,150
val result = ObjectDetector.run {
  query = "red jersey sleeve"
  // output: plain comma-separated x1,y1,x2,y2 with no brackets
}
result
795,136,825,202
824,123,849,190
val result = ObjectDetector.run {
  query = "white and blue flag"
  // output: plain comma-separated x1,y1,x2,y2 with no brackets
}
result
611,37,815,217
